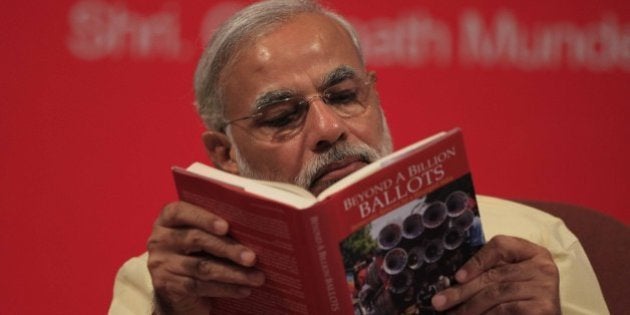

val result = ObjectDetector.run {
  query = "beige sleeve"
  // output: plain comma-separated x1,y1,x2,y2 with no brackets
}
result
478,196,609,314
108,253,154,315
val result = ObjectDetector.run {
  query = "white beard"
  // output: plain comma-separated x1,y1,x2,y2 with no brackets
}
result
229,114,393,191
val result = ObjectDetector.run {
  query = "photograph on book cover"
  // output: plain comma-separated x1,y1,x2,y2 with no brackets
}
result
340,174,485,315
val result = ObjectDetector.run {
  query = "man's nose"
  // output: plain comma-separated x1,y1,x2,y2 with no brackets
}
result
305,98,347,152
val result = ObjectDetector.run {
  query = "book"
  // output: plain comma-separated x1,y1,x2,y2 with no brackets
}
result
172,128,485,315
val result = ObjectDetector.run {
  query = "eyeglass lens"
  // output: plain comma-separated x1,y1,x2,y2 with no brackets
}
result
234,73,374,141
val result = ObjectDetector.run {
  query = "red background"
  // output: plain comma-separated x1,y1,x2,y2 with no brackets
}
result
1,0,628,313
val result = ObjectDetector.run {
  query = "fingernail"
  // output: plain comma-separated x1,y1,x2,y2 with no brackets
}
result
213,220,228,234
432,294,447,309
238,287,252,297
249,271,266,285
455,269,467,282
240,250,256,265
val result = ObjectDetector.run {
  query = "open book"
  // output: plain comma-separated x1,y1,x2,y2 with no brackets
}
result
172,128,485,314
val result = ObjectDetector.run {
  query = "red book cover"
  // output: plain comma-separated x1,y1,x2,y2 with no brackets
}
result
173,128,485,314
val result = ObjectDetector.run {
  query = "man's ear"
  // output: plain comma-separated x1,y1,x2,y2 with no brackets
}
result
202,130,239,175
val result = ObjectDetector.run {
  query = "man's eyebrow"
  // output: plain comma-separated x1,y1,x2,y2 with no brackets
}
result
251,65,358,111
253,89,295,112
320,65,358,90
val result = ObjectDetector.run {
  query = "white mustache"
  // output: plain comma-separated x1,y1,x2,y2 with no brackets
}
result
293,142,382,190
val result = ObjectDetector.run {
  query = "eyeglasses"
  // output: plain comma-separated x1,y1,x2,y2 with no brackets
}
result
223,72,376,142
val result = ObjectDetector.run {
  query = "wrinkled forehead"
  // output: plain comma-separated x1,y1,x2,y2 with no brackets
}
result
219,12,364,114
223,13,360,77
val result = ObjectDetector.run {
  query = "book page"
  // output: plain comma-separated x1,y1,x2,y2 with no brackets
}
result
184,130,449,207
186,162,317,209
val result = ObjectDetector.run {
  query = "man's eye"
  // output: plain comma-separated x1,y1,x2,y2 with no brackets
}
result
326,89,359,105
257,105,302,128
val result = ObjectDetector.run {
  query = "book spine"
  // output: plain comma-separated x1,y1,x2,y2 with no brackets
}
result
299,203,354,314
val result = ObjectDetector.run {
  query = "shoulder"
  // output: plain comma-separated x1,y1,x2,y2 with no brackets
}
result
476,195,579,250
109,252,153,315
477,196,610,314
114,252,151,288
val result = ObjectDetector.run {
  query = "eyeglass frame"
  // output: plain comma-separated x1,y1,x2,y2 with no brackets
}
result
220,71,378,140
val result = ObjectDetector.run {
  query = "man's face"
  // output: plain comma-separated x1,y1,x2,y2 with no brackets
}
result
212,13,392,194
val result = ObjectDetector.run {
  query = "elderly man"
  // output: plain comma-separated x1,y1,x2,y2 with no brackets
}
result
110,0,607,314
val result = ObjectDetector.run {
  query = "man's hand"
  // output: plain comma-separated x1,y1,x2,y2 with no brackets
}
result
147,202,265,315
431,235,560,315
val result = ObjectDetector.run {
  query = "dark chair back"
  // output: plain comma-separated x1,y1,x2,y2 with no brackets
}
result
516,200,629,315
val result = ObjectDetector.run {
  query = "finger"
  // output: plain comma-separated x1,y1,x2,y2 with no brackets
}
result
157,201,229,236
196,280,255,299
455,235,543,283
167,227,257,267
147,223,257,267
432,261,535,311
448,282,528,315
434,257,558,313
485,299,558,315
165,253,265,286
450,280,554,315
436,281,532,314
153,272,255,300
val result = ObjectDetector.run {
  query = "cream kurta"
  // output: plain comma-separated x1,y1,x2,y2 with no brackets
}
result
109,196,609,314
